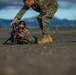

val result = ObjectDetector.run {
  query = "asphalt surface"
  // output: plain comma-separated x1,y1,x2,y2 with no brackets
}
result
0,27,76,75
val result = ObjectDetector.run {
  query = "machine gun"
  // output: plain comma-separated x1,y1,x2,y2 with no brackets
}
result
3,23,19,44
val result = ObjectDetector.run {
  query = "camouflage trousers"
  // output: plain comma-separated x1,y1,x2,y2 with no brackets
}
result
37,4,58,34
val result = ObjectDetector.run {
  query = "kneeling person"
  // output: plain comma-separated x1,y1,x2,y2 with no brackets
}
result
17,21,38,44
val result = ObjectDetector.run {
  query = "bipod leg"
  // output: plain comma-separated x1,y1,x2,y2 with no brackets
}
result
13,35,17,45
3,33,15,44
3,36,12,44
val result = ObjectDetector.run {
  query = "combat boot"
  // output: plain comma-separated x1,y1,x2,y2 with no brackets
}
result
37,34,52,44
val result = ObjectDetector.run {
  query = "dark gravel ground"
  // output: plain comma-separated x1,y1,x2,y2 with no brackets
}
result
0,27,76,75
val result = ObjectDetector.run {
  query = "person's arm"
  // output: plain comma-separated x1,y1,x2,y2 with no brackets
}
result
10,17,18,26
10,5,29,26
15,5,29,20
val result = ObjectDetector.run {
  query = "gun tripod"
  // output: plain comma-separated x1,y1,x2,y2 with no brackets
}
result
3,31,19,44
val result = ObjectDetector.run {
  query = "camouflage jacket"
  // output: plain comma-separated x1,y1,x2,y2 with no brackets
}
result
22,28,30,38
22,28,35,43
15,0,58,19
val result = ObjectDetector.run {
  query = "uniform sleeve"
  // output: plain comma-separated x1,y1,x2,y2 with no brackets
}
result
23,28,31,38
15,5,29,20
22,28,35,43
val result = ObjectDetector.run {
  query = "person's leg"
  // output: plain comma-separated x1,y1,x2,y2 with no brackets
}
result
37,18,43,30
37,5,58,44
37,16,52,44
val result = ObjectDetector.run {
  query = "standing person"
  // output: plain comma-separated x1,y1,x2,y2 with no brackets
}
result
11,0,58,44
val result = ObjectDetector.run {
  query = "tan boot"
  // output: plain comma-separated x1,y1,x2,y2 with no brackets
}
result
37,34,52,44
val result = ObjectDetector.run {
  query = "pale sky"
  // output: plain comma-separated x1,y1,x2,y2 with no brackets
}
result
0,0,76,20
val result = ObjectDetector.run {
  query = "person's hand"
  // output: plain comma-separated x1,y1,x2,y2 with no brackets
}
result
19,33,24,38
10,21,16,27
10,17,18,26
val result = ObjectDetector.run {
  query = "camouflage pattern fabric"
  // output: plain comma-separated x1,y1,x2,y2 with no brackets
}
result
15,0,58,34
22,28,36,43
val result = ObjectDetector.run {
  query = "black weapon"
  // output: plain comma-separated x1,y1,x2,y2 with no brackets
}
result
3,23,19,44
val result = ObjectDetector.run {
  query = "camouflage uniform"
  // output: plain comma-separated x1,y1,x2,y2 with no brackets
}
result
22,28,36,43
15,0,58,34
17,28,37,44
